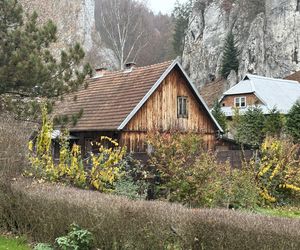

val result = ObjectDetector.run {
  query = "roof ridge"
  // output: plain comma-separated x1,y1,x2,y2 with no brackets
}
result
110,60,175,73
89,60,175,82
135,60,175,70
246,74,299,84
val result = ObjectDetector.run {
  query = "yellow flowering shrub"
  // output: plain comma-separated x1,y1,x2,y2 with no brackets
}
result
57,129,70,177
256,137,300,204
28,107,124,192
90,136,126,192
28,105,57,180
67,144,87,188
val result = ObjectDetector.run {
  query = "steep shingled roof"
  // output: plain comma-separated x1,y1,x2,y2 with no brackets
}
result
55,60,223,132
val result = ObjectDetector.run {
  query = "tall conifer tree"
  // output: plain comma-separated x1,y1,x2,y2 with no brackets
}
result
221,32,239,78
235,107,265,148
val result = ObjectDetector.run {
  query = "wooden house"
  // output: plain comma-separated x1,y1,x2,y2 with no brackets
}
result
55,60,223,156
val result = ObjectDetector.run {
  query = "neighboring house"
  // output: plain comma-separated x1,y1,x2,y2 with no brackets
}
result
220,74,300,117
55,60,223,156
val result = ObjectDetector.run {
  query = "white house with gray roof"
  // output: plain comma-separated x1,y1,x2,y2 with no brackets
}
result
220,74,300,117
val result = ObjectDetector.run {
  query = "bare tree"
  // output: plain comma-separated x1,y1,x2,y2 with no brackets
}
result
95,0,149,69
138,12,175,66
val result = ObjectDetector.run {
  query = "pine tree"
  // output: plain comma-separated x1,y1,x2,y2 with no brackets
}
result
263,107,285,137
235,107,265,148
211,100,227,131
172,0,192,56
221,32,239,78
0,0,92,118
286,101,300,142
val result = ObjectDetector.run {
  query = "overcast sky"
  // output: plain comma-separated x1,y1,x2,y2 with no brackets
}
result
147,0,188,14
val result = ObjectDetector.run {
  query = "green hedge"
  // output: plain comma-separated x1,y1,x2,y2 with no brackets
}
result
2,178,300,249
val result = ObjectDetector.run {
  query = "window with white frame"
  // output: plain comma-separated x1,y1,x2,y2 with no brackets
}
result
234,96,246,108
177,96,188,118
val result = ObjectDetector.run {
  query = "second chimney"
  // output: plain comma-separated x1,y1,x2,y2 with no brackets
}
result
95,67,108,77
124,62,137,72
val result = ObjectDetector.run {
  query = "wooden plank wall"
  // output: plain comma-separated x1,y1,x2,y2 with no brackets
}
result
120,67,218,152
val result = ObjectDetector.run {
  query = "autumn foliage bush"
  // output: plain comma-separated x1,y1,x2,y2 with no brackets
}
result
147,132,259,208
148,132,300,208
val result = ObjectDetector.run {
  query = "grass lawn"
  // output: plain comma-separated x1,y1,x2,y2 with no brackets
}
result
255,207,300,218
0,236,31,250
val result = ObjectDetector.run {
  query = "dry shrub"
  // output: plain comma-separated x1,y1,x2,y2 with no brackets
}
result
0,114,32,178
3,177,300,249
0,114,33,231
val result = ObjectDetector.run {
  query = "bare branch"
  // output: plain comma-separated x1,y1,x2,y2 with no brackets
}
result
95,0,148,69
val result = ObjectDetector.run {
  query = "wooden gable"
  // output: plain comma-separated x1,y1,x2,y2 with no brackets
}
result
120,66,219,152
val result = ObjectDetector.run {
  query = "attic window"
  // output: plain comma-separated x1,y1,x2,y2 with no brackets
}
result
234,96,246,108
177,96,188,118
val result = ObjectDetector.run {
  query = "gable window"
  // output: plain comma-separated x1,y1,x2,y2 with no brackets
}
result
177,96,188,118
234,96,246,108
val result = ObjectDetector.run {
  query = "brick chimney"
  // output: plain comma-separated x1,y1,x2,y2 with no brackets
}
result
95,67,108,77
124,62,137,72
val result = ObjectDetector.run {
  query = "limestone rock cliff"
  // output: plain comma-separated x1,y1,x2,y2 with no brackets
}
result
183,0,300,88
19,0,116,67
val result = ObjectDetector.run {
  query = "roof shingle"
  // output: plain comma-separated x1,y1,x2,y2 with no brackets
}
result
200,78,228,108
55,61,173,131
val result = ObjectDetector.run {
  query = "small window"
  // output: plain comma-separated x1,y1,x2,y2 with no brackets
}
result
177,96,188,118
234,96,247,108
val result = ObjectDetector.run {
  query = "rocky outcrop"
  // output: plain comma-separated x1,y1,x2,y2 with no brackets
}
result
183,0,300,88
20,0,96,53
19,0,116,66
